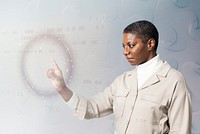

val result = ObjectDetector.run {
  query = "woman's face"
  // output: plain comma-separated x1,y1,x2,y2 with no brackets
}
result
122,33,155,66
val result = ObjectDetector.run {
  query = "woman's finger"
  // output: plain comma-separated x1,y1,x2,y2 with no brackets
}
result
51,57,60,70
47,68,55,78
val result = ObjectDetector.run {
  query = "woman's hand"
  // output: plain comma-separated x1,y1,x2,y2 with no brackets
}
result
47,58,66,92
47,58,73,102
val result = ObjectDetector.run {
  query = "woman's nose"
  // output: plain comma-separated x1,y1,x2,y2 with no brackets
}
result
123,46,130,55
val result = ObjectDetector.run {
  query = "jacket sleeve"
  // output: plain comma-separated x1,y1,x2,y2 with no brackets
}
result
168,75,192,134
69,81,117,120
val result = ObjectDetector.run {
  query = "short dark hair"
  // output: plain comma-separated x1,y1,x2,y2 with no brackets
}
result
123,20,159,51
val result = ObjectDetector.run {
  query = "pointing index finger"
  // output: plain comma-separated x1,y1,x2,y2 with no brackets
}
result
51,57,60,70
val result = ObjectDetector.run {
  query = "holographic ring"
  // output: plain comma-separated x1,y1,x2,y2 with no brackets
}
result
21,33,73,97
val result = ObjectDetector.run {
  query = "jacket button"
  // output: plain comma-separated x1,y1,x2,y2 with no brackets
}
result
131,106,134,110
126,120,129,125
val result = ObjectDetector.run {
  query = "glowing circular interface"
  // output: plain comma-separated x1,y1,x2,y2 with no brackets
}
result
21,34,73,97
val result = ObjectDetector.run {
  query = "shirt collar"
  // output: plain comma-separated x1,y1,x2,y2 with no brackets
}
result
136,54,162,72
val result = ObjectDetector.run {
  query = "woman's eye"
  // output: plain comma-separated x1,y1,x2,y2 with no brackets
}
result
122,44,134,48
129,44,134,48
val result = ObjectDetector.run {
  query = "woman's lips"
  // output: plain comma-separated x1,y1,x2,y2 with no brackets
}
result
127,58,134,62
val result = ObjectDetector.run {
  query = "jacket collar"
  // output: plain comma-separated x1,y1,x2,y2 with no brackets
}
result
140,61,171,90
126,61,171,90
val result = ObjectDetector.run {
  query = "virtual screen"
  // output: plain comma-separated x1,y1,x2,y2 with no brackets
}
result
0,0,200,134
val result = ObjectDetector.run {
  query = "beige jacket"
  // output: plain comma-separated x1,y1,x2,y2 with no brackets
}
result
72,61,192,134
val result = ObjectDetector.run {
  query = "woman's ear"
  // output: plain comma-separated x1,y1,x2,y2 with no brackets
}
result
147,38,156,51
